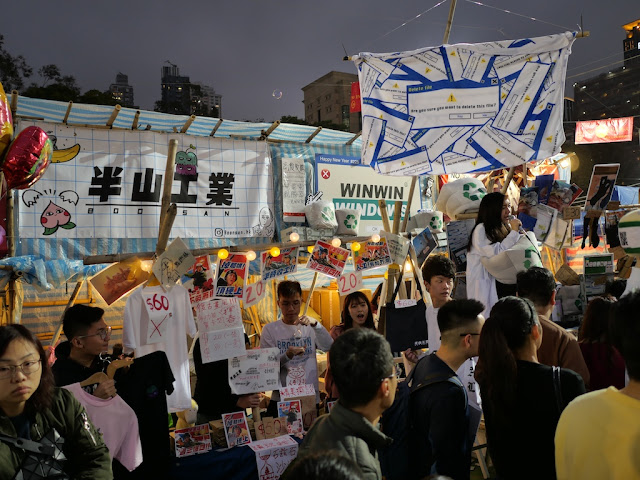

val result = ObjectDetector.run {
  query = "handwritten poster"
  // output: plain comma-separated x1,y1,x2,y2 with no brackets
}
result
282,157,307,223
195,297,243,332
306,240,349,278
222,411,252,447
200,328,246,363
248,435,298,480
90,256,150,305
385,231,410,266
183,255,215,304
215,254,248,298
279,384,315,400
261,247,299,280
243,279,267,308
152,237,195,290
228,348,280,395
174,424,212,458
352,236,392,271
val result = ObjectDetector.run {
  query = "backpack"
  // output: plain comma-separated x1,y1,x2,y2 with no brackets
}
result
378,356,464,480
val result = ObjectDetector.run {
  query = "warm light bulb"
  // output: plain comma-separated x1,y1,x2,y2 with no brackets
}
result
217,249,229,260
384,271,388,280
331,237,341,248
289,232,300,242
371,234,381,243
404,260,412,273
352,242,361,252
270,247,280,257
559,159,570,169
246,250,257,261
307,245,314,253
140,260,153,272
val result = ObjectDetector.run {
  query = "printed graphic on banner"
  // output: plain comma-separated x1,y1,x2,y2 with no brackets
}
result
222,412,252,447
183,255,215,304
352,236,392,272
353,33,576,175
307,240,350,278
277,400,303,434
261,247,298,280
584,164,620,212
17,121,274,239
215,254,247,298
315,154,422,233
89,257,150,305
228,348,280,395
141,289,174,345
152,237,195,290
575,117,634,144
282,157,307,223
248,435,298,480
175,424,212,458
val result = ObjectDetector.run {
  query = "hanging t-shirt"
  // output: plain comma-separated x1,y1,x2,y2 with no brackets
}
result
124,284,196,412
259,320,333,403
425,304,481,409
63,382,143,472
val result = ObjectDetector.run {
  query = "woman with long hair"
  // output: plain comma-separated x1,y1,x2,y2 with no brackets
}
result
579,296,626,391
477,297,586,480
324,291,376,400
0,324,111,479
466,192,523,318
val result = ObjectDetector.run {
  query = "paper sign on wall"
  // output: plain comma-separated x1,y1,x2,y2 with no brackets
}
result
152,237,195,290
282,157,307,223
201,328,246,363
228,348,280,395
248,435,298,480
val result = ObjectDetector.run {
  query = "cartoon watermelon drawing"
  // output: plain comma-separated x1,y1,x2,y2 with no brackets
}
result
40,201,75,235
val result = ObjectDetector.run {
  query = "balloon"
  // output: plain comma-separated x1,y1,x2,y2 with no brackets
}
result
0,82,13,159
2,126,52,190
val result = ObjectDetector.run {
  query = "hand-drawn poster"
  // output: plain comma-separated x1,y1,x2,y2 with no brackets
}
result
277,400,303,435
282,157,307,223
222,411,252,447
352,236,392,272
307,240,349,278
584,164,620,212
183,255,215,304
353,32,575,175
248,435,298,480
200,328,246,363
215,254,247,298
195,297,243,332
174,424,212,458
261,247,299,280
385,231,410,265
228,348,280,395
152,237,195,290
90,257,150,305
17,121,274,239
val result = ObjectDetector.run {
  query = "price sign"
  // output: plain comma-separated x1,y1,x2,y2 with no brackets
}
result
141,289,173,345
145,293,170,311
337,271,363,296
394,299,417,309
243,279,267,308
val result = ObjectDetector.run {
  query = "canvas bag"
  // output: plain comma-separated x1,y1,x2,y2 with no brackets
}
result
335,208,361,235
480,232,542,285
304,200,338,231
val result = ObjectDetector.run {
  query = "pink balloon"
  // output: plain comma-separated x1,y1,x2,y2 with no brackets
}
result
2,126,52,190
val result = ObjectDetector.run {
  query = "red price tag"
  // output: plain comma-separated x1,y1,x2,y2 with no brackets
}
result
243,279,266,308
145,293,170,311
337,271,363,295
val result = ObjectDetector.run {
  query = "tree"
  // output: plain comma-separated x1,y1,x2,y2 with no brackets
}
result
38,64,61,86
280,115,308,125
0,34,32,91
78,89,118,106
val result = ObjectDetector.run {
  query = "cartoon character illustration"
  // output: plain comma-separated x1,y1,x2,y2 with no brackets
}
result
175,144,197,176
47,134,81,164
23,189,80,236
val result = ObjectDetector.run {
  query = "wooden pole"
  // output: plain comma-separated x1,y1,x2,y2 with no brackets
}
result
180,115,196,134
160,139,178,229
63,101,73,124
131,110,141,130
10,91,18,118
210,119,223,137
305,127,322,143
442,0,458,44
500,166,517,194
156,204,178,255
303,272,319,316
259,121,280,140
346,131,361,145
378,200,392,232
392,201,403,235
400,175,418,233
106,105,121,127
49,280,84,348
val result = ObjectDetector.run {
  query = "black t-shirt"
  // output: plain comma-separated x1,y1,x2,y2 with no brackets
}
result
483,361,586,480
51,341,111,394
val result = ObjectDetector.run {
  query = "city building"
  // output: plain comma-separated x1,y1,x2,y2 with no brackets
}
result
159,64,222,117
192,82,222,118
302,71,361,133
109,73,135,107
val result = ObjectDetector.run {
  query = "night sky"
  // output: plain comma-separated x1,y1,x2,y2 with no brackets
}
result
2,0,637,121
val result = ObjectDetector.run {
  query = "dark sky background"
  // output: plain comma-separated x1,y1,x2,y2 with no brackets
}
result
2,0,637,121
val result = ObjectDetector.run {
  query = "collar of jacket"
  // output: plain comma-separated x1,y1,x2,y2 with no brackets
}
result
331,401,392,449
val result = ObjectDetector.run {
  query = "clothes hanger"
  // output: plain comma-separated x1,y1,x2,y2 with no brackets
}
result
107,357,134,379
80,372,108,387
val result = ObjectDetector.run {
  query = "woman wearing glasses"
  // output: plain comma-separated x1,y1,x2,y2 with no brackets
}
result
52,305,116,399
0,324,112,479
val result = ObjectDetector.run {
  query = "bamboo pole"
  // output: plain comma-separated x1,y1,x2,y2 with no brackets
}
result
106,105,121,127
346,131,361,145
392,201,403,235
180,115,196,134
156,204,178,255
303,272,319,316
131,110,141,130
210,119,223,137
305,126,322,143
400,175,418,233
49,280,84,348
10,91,18,118
500,166,517,194
63,101,73,124
378,200,392,232
259,121,280,140
160,139,179,229
442,0,458,44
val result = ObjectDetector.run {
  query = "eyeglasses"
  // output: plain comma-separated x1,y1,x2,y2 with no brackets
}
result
380,372,397,383
459,333,481,337
76,326,112,341
0,359,41,379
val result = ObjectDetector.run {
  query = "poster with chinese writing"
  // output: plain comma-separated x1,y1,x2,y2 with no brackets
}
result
195,297,243,332
306,240,349,278
261,247,298,280
282,157,307,223
215,254,247,298
222,411,252,447
90,257,150,305
248,435,298,480
352,236,392,272
200,328,246,363
17,121,274,240
228,348,280,395
277,400,303,435
183,255,215,304
174,424,212,458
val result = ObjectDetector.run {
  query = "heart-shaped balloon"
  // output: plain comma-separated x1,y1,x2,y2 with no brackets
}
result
0,82,13,159
2,126,52,190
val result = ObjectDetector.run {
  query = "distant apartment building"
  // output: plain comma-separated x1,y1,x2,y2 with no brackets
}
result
302,71,361,133
192,82,223,118
159,64,222,117
109,73,135,107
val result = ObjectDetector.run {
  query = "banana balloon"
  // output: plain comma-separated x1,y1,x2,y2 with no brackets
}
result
51,144,80,163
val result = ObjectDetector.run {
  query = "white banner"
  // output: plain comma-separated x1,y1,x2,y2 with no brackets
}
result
353,32,575,175
18,121,274,239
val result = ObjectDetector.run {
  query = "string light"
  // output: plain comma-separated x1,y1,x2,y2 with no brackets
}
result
270,247,280,257
331,238,342,248
351,242,361,252
307,245,314,253
246,250,257,261
289,232,300,242
217,249,229,260
371,234,381,243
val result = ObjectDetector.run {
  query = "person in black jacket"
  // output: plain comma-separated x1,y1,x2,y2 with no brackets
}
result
409,299,486,480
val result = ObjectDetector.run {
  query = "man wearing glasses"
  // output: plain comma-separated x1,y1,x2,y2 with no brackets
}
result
52,305,116,399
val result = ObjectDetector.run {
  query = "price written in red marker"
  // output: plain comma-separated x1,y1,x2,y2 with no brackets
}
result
337,271,363,295
243,279,267,308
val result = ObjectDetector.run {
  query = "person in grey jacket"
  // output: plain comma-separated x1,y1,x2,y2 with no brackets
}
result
0,324,112,480
300,328,396,480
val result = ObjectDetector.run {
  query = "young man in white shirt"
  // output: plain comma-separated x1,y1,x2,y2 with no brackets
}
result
260,280,333,416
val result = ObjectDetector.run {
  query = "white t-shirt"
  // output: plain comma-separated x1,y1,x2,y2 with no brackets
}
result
259,320,333,403
425,303,481,409
64,382,143,472
124,284,196,412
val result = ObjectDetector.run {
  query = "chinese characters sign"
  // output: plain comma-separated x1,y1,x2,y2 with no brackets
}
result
18,121,274,239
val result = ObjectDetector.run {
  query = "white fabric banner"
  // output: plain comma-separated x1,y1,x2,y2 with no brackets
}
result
17,121,274,239
353,32,576,175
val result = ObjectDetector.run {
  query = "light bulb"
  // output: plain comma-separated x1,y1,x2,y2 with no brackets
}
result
371,234,381,243
140,260,153,272
384,271,388,279
307,245,314,253
404,260,412,273
217,249,229,260
246,250,257,261
351,242,361,252
270,247,280,257
331,237,341,248
289,232,300,242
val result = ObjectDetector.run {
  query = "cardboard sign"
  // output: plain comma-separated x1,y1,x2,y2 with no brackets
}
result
243,279,267,308
222,411,252,447
248,435,298,480
174,424,212,458
352,236,392,272
337,271,364,296
307,240,350,278
153,237,195,290
261,247,298,280
90,257,150,305
228,348,280,395
562,206,581,220
255,417,287,440
215,253,248,298
413,227,438,267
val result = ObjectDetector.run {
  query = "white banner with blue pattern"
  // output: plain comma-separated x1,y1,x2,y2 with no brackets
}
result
353,32,575,176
